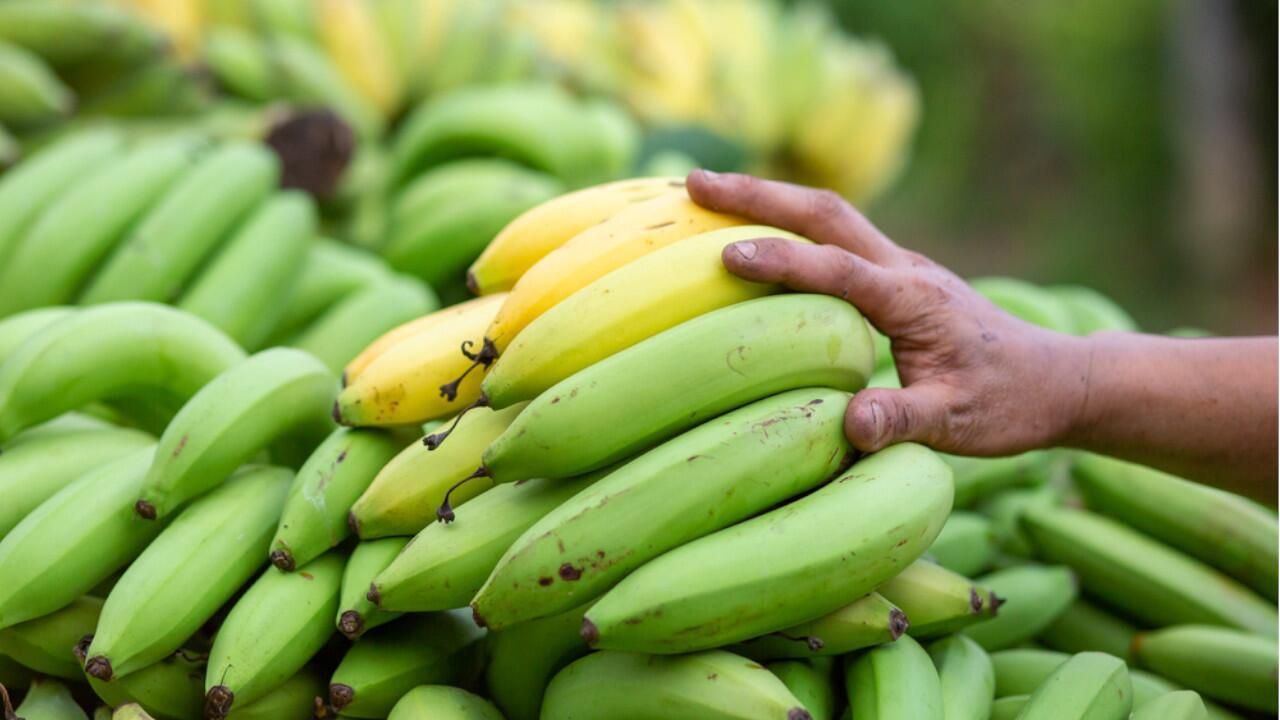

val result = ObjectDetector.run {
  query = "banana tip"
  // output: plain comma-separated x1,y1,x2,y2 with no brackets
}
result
338,610,364,639
134,499,156,520
329,684,354,710
580,617,599,646
269,549,295,572
365,583,381,607
465,271,479,295
204,685,234,719
347,510,361,538
788,709,813,720
470,605,487,629
889,609,909,639
84,655,113,681
73,634,92,664
331,400,346,426
988,592,1006,616
968,588,983,614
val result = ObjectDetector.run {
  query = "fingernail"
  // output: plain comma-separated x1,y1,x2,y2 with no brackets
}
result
731,241,757,261
697,169,720,181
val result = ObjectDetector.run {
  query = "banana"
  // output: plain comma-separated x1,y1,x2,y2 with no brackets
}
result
333,293,503,427
314,0,403,116
347,402,523,538
337,538,407,639
876,559,988,638
1021,505,1278,634
135,348,335,521
386,686,503,720
0,137,206,316
1073,453,1278,600
969,277,1076,334
290,275,438,376
0,596,101,679
474,388,854,628
944,451,1053,508
270,428,403,571
327,611,484,719
372,471,601,613
0,420,153,537
85,466,291,682
977,485,1061,558
177,191,317,348
0,128,122,268
343,294,498,387
766,660,834,720
483,294,875,483
1050,285,1138,333
990,648,1068,697
112,706,155,720
926,510,996,577
1133,625,1278,713
1036,598,1136,662
962,564,1076,651
221,668,323,720
203,27,275,102
846,634,943,719
203,553,345,719
541,649,811,720
483,226,804,404
467,177,684,295
77,644,205,720
268,36,384,141
12,677,87,720
928,634,994,720
584,443,951,653
382,159,564,288
1015,651,1132,720
989,695,1027,720
482,605,591,720
0,1,163,67
0,448,160,630
0,42,73,126
268,239,389,346
736,593,905,660
1132,691,1208,720
0,307,74,362
79,142,280,305
479,189,744,356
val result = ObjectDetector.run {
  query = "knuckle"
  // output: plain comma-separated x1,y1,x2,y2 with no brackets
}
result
809,189,850,224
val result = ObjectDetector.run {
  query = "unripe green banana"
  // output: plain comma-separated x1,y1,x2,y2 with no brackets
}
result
1015,651,1132,720
0,1,163,67
111,706,155,720
373,472,601,614
1133,625,1278,713
289,275,437,375
80,142,280,305
944,450,1053,508
268,36,383,141
1132,691,1208,720
204,553,344,719
221,668,323,720
846,634,943,719
271,428,404,572
12,677,87,720
0,137,205,316
926,510,996,577
877,560,988,638
76,643,204,720
767,660,835,720
542,649,812,720
1051,285,1137,333
0,307,74,362
475,388,853,628
483,604,590,720
584,443,952,654
136,348,335,520
348,403,524,539
0,303,246,442
735,593,905,660
267,239,389,348
0,42,72,127
0,447,159,630
203,27,275,102
976,485,1060,558
990,648,1069,697
928,634,994,720
0,596,101,679
1036,598,1136,662
989,695,1028,720
327,611,484,719
337,538,407,639
178,191,317,348
386,686,503,720
962,564,1076,651
86,466,292,681
969,276,1075,333
484,294,875,483
1021,505,1277,634
1073,453,1278,600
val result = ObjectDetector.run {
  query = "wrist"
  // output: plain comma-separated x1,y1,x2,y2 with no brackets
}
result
1040,330,1097,448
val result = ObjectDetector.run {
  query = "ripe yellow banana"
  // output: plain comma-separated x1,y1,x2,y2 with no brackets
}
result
314,0,402,117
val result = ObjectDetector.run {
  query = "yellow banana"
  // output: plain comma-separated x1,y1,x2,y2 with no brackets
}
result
343,295,504,388
314,0,402,117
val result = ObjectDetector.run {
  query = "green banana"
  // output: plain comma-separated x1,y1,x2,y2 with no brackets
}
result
1132,691,1208,720
927,510,996,577
0,596,101,679
79,142,280,304
541,649,811,720
0,307,74,362
1130,669,1187,708
975,485,1061,558
928,634,994,720
267,239,389,347
178,191,317,348
0,41,72,127
12,677,87,720
484,294,875,483
963,564,1076,651
735,593,906,660
474,388,854,628
1133,625,1278,713
268,36,383,141
327,611,484,719
846,634,943,719
0,1,163,67
77,644,205,720
289,275,437,375
877,560,988,638
1015,651,1132,720
0,128,122,268
136,348,335,521
1050,285,1137,333
270,427,404,572
204,553,344,719
1021,505,1278,634
337,538,408,639
0,420,152,537
348,403,524,539
222,668,323,720
85,466,292,681
386,686,503,720
584,443,952,654
767,660,835,720
373,472,602,614
203,28,275,103
0,302,246,442
989,695,1027,720
1036,598,1136,662
111,706,155,720
969,276,1075,333
990,649,1069,697
1073,453,1278,600
483,604,591,720
0,137,207,316
0,448,159,630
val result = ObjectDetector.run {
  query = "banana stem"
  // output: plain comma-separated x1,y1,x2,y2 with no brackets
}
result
438,338,498,401
771,631,826,652
436,466,490,523
422,395,489,450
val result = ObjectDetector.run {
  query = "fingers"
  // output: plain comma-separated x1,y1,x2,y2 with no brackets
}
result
845,384,954,453
688,169,898,264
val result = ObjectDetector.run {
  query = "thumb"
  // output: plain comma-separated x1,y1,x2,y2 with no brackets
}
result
845,385,953,453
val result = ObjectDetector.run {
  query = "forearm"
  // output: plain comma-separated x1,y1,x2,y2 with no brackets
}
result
1061,333,1278,502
